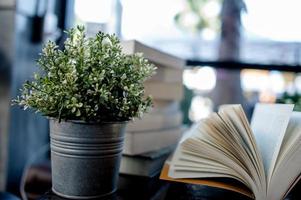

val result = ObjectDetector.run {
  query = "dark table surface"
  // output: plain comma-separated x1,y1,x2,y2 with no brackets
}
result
38,184,250,200
38,179,301,200
17,161,253,200
41,172,301,200
31,170,301,200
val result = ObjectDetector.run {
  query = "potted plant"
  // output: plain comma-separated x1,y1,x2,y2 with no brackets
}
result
13,26,156,199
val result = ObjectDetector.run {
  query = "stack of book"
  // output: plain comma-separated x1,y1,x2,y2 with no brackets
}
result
119,40,185,180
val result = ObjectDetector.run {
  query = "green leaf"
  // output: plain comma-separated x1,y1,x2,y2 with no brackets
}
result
12,26,156,123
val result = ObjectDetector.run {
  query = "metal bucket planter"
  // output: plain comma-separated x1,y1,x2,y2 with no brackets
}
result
50,119,127,199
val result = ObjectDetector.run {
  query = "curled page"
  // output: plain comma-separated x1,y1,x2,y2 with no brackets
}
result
250,103,294,180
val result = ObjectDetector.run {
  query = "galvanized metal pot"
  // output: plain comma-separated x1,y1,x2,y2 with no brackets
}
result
50,119,127,199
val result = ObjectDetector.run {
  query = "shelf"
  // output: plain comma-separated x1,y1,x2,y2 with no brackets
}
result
186,60,301,72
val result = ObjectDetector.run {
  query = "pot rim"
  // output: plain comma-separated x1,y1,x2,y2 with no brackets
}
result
48,117,128,125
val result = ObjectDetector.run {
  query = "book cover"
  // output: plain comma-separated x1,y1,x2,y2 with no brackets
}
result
120,146,175,177
123,126,184,155
160,163,253,198
144,82,183,101
147,66,183,83
150,101,180,115
127,111,183,132
121,40,185,70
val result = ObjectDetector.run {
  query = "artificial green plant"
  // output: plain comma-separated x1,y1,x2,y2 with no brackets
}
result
13,26,156,122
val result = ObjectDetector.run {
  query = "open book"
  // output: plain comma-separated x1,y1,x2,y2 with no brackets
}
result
160,104,301,200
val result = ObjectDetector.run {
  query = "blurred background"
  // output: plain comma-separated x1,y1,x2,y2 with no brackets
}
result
2,0,301,198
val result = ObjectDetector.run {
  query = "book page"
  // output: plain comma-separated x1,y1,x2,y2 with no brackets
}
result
168,120,252,183
161,163,254,198
219,106,264,170
267,112,301,199
250,104,294,180
168,110,265,199
275,112,301,167
218,105,266,189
